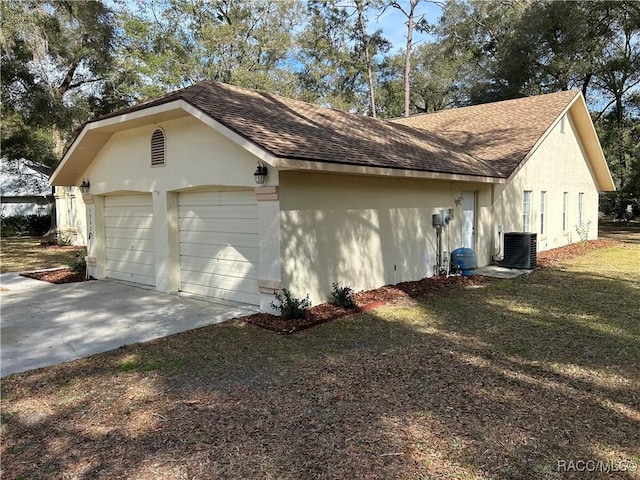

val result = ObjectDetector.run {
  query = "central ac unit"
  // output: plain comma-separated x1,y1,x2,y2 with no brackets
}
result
502,232,537,269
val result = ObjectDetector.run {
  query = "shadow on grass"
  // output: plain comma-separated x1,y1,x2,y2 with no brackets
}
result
2,266,639,479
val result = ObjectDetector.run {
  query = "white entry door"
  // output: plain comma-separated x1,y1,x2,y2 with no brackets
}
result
178,190,260,305
104,194,156,286
462,191,476,249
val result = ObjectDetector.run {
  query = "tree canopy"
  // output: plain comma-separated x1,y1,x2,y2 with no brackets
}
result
1,0,638,215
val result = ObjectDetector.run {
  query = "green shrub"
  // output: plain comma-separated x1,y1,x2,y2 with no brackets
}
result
329,282,356,309
271,289,311,320
69,252,86,273
0,214,51,236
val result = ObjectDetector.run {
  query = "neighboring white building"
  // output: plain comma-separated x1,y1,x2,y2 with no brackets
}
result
0,158,53,217
53,185,86,245
50,82,614,311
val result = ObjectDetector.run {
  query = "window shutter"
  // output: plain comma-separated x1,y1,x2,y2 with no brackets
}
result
151,129,165,166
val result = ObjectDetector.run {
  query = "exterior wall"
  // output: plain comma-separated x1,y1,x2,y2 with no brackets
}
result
81,115,278,307
84,116,266,194
279,171,493,305
54,186,87,245
494,112,600,254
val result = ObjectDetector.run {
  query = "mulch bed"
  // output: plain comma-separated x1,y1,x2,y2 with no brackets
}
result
244,275,489,334
248,239,622,334
20,268,92,284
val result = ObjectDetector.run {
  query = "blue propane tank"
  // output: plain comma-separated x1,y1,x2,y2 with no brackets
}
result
451,248,477,276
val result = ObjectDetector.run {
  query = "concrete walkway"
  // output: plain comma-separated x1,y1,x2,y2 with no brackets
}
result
0,274,256,377
475,265,534,279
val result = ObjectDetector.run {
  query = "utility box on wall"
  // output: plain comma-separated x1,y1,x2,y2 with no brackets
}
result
503,232,537,269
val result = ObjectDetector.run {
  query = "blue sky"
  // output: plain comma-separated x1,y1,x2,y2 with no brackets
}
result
368,1,443,52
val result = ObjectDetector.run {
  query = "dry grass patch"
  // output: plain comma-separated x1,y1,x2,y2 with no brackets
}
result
0,237,85,274
1,232,639,479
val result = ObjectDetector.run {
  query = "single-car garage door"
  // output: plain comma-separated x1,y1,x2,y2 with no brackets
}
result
104,194,156,286
178,190,259,305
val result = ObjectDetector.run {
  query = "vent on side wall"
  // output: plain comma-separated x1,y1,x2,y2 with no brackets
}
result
151,128,165,166
503,232,537,269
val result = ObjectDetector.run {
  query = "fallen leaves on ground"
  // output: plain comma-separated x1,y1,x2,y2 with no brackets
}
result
536,239,617,267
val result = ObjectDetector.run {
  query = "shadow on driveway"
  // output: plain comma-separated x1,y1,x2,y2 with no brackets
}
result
0,274,255,377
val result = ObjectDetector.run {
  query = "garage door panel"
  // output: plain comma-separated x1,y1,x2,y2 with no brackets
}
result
181,270,258,292
106,270,156,286
103,195,153,207
105,227,155,241
106,259,156,279
105,215,154,229
179,231,258,248
179,256,258,278
106,248,155,266
104,195,156,287
104,205,153,217
178,190,259,305
179,217,258,234
178,243,259,263
178,205,257,220
179,191,258,206
106,238,155,252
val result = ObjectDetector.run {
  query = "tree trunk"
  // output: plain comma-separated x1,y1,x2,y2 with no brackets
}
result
404,9,414,117
390,0,422,117
356,0,377,117
47,125,67,236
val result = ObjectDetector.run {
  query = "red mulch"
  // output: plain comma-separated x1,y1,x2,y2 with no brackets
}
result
244,275,489,334
248,239,621,334
20,268,92,284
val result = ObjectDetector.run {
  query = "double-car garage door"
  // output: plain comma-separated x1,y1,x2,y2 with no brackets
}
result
104,190,259,305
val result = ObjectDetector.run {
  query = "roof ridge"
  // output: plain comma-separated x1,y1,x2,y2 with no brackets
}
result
391,89,581,122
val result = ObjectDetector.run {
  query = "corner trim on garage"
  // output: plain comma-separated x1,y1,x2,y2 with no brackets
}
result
255,186,279,201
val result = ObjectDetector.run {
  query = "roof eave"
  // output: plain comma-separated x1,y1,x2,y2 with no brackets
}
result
568,95,615,192
273,157,505,184
50,99,278,187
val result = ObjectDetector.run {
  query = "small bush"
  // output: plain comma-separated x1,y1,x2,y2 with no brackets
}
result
0,214,51,237
69,252,86,273
271,289,311,320
329,282,356,309
575,221,592,242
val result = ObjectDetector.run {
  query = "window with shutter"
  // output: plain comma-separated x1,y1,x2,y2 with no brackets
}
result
151,128,165,166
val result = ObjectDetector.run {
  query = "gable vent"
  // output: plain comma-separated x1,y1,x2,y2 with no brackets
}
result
151,128,165,166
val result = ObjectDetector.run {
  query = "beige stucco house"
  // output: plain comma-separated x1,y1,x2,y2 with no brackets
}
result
51,82,614,311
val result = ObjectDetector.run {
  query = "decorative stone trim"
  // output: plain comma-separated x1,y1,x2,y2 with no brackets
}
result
255,186,279,201
82,193,94,204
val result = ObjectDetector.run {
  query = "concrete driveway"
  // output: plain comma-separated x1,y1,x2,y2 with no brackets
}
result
0,274,256,377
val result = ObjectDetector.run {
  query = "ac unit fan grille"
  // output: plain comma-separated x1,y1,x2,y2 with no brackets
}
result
502,232,537,269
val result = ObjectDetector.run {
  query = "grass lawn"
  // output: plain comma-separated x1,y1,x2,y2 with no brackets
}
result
0,237,85,274
1,233,639,479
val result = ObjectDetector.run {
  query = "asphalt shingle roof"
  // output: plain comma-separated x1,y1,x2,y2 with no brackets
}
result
98,82,579,179
391,90,580,177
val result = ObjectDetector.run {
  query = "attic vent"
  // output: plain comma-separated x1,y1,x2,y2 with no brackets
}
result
151,128,165,166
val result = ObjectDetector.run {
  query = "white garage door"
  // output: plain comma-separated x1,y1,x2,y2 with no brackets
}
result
178,190,259,305
104,194,156,286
